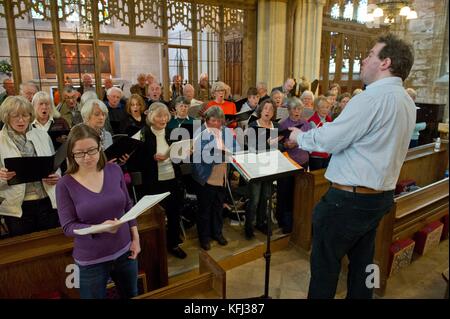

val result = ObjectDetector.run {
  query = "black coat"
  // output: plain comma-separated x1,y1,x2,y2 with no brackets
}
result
128,125,181,191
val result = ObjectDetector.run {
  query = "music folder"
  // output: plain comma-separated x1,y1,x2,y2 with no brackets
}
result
74,192,171,235
104,135,143,160
47,129,70,145
225,109,254,124
231,150,302,183
278,123,305,140
5,156,54,186
4,143,68,186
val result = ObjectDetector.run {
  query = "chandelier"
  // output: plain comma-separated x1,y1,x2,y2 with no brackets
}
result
366,1,417,27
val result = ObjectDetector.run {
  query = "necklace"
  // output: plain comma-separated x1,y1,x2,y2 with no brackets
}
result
176,117,187,127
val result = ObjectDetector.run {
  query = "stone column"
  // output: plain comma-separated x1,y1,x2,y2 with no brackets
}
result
292,0,327,90
256,0,287,91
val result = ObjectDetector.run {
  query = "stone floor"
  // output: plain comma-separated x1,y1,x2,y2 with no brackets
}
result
167,218,449,299
226,239,449,299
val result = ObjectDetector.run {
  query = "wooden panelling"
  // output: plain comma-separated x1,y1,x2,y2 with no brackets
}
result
0,207,168,299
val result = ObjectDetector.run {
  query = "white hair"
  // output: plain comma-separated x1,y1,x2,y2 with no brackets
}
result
80,90,98,108
81,98,108,122
106,86,123,97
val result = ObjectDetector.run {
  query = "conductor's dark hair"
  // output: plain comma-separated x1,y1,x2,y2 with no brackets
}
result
377,33,414,81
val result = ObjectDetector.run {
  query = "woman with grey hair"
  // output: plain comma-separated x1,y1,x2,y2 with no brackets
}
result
128,102,187,259
191,106,240,250
0,96,60,237
31,91,70,149
81,98,113,150
276,97,311,233
300,90,315,120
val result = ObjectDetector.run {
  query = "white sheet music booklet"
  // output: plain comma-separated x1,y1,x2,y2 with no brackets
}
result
74,192,171,235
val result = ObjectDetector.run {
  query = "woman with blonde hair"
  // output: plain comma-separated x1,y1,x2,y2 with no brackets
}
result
0,96,60,237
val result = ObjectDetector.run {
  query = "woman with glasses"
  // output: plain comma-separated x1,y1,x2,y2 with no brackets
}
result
56,124,140,299
0,96,60,237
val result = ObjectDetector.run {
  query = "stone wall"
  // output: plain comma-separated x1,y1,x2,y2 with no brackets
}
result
400,0,449,120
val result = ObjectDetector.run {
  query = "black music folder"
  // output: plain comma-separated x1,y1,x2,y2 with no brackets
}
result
5,156,54,186
104,135,143,160
278,123,305,140
4,142,68,185
47,129,70,145
225,109,254,124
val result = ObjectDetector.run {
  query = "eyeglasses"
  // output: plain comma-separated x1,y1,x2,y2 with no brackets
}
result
73,147,100,159
10,113,31,120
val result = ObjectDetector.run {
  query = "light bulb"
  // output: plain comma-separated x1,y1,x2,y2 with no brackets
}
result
407,10,418,20
365,13,374,22
373,7,384,18
399,6,411,16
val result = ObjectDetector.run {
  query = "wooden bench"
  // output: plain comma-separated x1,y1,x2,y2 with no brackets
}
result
135,250,226,299
0,206,168,298
291,142,449,251
374,178,449,296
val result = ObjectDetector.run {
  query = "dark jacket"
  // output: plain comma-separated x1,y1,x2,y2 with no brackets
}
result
119,113,145,136
247,120,281,152
128,125,181,191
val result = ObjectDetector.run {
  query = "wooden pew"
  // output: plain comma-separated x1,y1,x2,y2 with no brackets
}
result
291,168,328,250
374,178,449,296
0,206,168,299
291,142,449,251
135,250,226,299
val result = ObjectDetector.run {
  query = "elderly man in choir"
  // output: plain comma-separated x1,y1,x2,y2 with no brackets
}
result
77,73,95,96
105,87,126,134
272,78,296,98
130,73,147,100
183,84,203,107
0,78,16,105
0,96,60,237
197,73,210,102
20,81,39,103
256,82,270,103
101,78,114,102
57,86,83,128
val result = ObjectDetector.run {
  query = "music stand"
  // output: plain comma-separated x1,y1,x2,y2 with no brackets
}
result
230,150,302,298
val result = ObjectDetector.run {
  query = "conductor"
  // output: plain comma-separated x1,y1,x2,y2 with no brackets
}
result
289,34,416,299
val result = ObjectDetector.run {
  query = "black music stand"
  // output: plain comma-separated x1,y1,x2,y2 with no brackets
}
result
230,150,302,298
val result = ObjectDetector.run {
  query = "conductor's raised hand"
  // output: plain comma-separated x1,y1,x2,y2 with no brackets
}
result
288,127,303,144
0,168,16,181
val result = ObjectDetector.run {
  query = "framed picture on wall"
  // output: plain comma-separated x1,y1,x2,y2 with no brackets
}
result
36,39,115,79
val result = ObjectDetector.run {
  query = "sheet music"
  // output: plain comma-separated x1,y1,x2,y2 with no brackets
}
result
231,150,300,182
74,192,171,235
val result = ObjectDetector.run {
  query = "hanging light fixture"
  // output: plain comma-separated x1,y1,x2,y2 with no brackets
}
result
366,1,418,27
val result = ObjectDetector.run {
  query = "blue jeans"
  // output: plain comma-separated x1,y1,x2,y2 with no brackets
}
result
308,187,394,299
78,251,138,299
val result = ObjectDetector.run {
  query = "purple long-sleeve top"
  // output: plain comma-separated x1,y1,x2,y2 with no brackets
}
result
56,163,137,265
278,117,311,165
